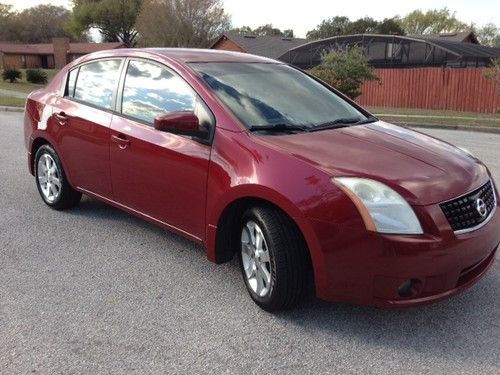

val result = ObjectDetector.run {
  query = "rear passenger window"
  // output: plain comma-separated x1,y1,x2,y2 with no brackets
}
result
121,60,196,123
74,59,122,110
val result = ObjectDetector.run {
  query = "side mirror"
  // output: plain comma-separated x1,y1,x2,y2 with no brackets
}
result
154,111,203,137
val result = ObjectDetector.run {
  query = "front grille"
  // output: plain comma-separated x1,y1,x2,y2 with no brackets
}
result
440,181,496,232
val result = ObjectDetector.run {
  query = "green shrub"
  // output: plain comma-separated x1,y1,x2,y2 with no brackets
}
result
483,58,500,96
309,47,379,99
26,69,48,84
2,68,22,83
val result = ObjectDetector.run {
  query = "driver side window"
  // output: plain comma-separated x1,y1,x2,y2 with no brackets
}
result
120,59,214,139
122,60,188,121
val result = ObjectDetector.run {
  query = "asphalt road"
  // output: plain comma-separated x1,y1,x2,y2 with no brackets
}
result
1,111,499,374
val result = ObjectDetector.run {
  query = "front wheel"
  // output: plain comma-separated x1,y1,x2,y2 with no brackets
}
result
239,206,312,311
34,144,81,210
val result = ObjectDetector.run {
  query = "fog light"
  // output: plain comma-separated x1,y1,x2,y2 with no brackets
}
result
398,279,422,298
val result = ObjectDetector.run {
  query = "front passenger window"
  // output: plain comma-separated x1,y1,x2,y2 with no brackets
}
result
121,60,197,124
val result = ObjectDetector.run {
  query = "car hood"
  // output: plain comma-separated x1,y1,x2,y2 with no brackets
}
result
257,121,489,205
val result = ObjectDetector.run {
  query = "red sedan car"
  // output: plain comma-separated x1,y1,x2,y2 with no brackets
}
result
24,49,499,311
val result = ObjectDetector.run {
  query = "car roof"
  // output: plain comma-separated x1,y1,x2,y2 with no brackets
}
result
146,48,280,63
85,48,281,64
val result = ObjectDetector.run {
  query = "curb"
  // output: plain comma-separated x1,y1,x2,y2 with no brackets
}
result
0,106,24,113
395,122,500,135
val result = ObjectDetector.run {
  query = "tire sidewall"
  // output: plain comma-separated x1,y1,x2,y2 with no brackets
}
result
34,145,65,207
239,208,278,307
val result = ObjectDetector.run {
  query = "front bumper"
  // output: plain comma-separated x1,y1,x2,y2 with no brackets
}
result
309,200,500,308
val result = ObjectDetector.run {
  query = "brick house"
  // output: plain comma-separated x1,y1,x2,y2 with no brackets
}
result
210,31,307,59
0,38,124,70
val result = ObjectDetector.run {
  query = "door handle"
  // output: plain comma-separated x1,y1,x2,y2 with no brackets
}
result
53,111,68,126
111,134,130,149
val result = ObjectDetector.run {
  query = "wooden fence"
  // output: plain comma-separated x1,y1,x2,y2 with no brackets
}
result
356,68,499,113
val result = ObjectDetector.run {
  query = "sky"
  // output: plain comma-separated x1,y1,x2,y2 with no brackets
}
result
7,0,500,38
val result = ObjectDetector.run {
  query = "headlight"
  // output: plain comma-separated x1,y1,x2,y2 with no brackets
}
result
333,177,423,234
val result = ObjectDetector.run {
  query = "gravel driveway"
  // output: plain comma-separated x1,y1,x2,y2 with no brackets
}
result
1,111,499,374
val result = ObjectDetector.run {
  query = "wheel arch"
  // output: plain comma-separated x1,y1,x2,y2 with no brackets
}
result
29,136,75,189
207,185,322,283
29,137,50,176
214,196,280,263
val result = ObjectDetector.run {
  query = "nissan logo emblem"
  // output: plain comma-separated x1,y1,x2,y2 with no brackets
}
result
476,198,488,218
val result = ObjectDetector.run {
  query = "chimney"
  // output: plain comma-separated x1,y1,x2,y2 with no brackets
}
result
52,37,70,69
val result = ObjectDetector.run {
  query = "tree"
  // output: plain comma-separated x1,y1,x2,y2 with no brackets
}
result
0,3,77,43
0,3,16,41
67,0,143,46
306,16,351,39
347,17,378,34
228,25,253,35
228,24,295,38
376,18,405,35
483,58,500,95
253,24,284,36
136,0,230,48
309,47,379,99
476,23,500,48
397,8,468,35
15,5,74,43
0,2,10,15
306,16,404,40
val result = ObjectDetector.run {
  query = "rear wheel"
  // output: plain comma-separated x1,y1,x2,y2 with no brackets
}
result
239,206,312,311
34,144,81,210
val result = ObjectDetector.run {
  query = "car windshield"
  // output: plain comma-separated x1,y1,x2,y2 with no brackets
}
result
190,62,368,130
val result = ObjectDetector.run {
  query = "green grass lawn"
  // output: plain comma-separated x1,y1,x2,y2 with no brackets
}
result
366,106,500,128
0,96,26,107
0,69,58,94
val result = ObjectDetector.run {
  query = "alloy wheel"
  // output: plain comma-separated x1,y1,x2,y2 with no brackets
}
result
241,220,272,297
37,153,62,203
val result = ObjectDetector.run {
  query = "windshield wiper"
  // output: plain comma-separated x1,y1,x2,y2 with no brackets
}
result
356,116,378,124
248,123,309,133
310,116,378,132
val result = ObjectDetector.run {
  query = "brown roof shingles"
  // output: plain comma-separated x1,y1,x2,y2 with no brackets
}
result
212,32,308,59
68,42,124,54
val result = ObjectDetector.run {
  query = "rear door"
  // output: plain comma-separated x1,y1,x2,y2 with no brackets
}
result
52,59,124,197
109,59,214,239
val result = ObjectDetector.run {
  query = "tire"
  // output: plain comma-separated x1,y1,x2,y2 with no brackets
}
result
239,205,312,311
34,144,81,210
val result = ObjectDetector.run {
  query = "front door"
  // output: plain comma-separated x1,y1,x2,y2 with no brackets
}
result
109,59,213,239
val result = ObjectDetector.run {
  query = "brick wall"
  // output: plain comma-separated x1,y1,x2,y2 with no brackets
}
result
1,54,22,69
52,37,70,69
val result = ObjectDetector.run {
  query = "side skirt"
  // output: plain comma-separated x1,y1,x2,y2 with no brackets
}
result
76,186,204,246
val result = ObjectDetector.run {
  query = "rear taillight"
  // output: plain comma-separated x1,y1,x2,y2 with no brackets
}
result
25,99,44,123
